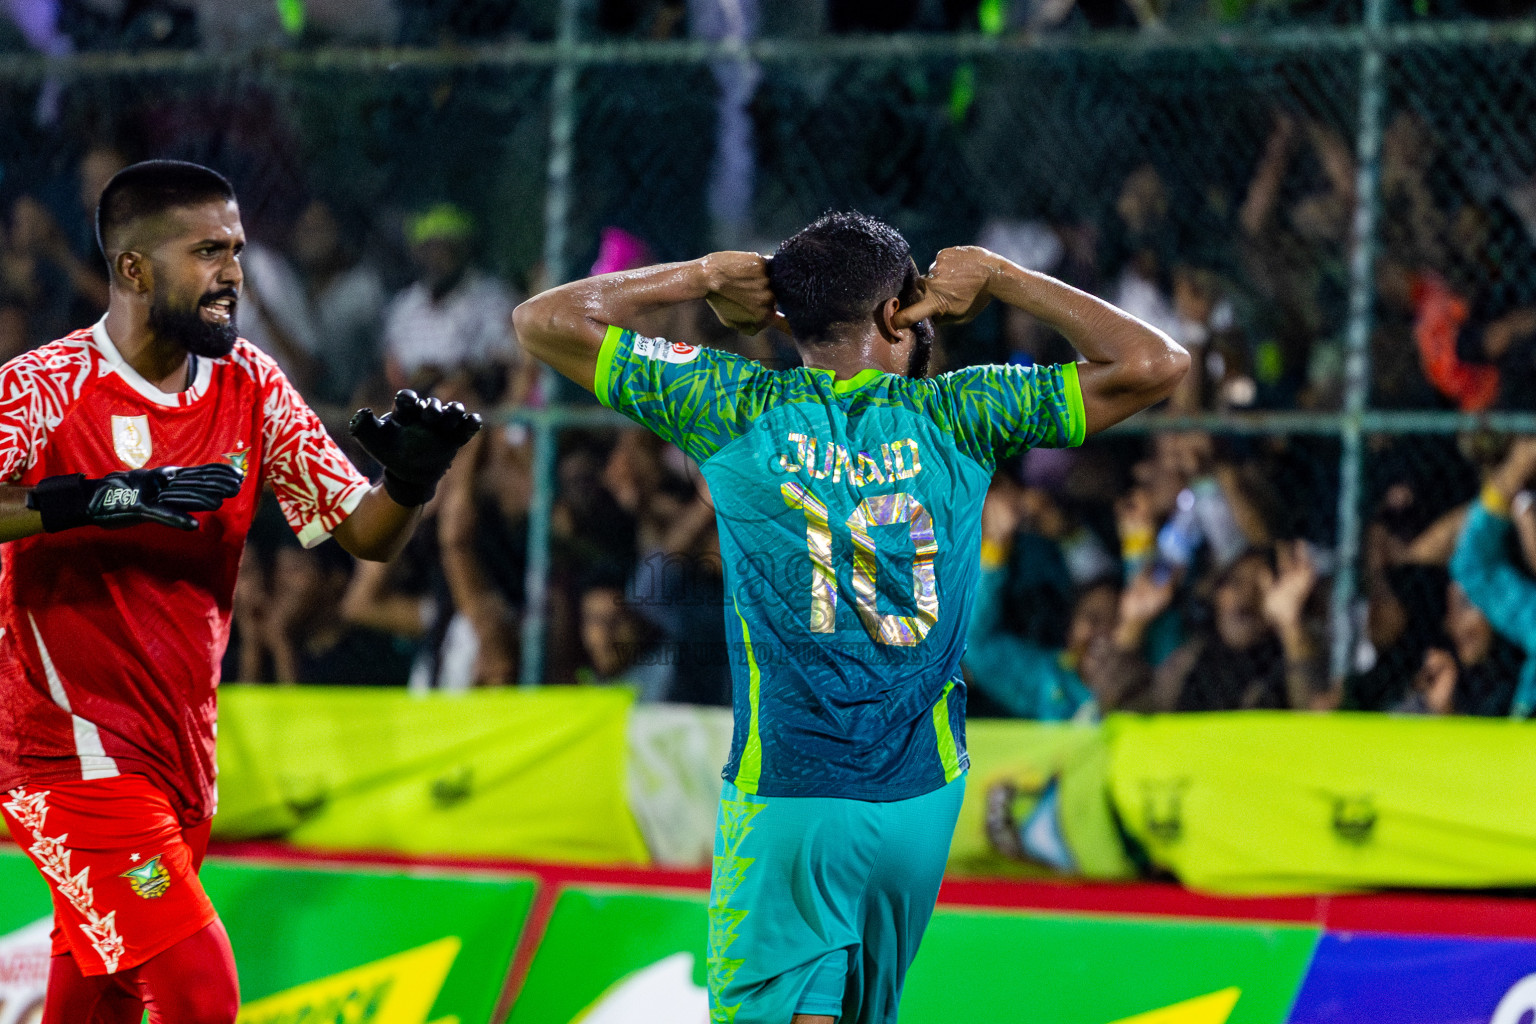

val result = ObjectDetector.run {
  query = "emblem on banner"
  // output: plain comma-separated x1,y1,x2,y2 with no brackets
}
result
1142,778,1189,844
121,855,171,899
111,415,152,469
1331,794,1378,845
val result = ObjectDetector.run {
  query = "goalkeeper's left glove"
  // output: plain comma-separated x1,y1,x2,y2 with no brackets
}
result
348,389,482,507
26,463,244,532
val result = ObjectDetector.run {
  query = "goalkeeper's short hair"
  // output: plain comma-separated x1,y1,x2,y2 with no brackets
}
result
96,160,236,262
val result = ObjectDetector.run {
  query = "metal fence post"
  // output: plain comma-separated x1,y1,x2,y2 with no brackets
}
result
518,0,583,686
1329,0,1390,684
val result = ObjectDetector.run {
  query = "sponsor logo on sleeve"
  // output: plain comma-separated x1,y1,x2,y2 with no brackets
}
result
633,336,701,365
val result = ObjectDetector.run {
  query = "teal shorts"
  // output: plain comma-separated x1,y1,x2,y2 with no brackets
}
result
706,775,966,1024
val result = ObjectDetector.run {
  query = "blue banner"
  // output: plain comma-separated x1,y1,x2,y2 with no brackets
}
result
1288,933,1536,1024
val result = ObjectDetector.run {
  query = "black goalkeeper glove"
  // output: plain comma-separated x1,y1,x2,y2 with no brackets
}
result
26,463,245,533
348,389,482,507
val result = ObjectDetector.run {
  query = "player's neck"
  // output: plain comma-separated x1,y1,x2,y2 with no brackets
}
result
796,328,899,380
104,305,194,393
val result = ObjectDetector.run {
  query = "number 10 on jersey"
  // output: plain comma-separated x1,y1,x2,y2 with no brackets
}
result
781,482,939,647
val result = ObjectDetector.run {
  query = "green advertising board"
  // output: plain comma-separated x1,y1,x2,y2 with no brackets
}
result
509,889,711,1024
0,848,51,930
509,885,1320,1024
0,849,532,1024
901,910,1317,1023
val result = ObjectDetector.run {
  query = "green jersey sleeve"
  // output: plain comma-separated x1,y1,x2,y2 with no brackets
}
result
936,360,1087,470
594,324,775,463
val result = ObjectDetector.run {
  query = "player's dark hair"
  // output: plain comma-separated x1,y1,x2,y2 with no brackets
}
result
769,211,919,344
96,160,236,262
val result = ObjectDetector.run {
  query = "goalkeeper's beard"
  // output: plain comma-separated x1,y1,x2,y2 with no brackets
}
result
148,293,239,358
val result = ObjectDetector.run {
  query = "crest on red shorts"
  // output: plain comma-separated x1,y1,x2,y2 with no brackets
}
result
121,856,171,899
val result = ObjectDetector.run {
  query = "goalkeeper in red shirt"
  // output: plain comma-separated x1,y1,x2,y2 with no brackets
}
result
0,161,479,1023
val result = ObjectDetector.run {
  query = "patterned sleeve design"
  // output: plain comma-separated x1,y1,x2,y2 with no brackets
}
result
594,325,776,463
935,361,1086,472
0,337,94,482
243,344,372,548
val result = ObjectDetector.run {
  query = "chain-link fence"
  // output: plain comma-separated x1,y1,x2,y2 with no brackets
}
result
3,9,1536,696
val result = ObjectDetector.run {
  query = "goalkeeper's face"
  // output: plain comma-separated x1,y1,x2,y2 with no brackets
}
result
147,200,245,358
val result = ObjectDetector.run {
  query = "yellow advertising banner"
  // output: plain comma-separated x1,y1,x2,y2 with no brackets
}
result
1107,711,1536,894
949,719,1134,879
215,686,649,865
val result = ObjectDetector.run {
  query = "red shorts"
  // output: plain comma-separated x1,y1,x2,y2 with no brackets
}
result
1,774,217,976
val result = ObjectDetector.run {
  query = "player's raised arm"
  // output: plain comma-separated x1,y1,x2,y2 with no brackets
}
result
894,246,1190,434
512,252,785,393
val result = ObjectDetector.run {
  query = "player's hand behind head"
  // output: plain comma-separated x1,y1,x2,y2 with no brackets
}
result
701,251,789,336
349,389,483,507
892,246,999,329
28,462,245,533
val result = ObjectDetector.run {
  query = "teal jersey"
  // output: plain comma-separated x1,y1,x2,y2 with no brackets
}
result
596,325,1087,800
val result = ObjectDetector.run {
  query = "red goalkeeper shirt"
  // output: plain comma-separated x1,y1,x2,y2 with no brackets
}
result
0,319,372,825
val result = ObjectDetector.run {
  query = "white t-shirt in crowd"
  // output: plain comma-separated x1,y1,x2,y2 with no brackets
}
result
382,269,520,379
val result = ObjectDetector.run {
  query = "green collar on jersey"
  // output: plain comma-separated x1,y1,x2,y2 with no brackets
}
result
805,366,886,393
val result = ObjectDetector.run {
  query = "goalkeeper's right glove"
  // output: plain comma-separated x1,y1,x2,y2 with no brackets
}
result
348,389,482,507
26,463,245,533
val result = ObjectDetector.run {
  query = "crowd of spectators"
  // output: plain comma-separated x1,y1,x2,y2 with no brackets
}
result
0,0,1248,56
4,0,1534,59
953,418,1536,721
0,0,1175,55
201,267,1536,723
4,10,1536,722
969,104,1536,419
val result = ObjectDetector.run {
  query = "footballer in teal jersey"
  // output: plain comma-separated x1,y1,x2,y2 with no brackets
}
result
591,323,1084,801
516,212,1188,1024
